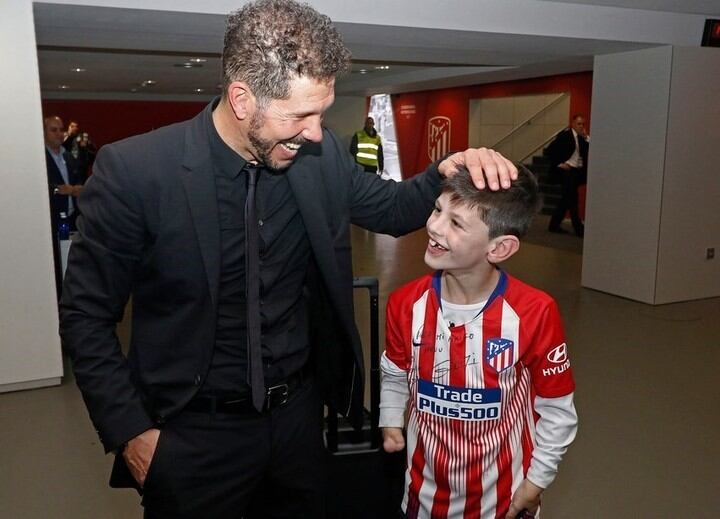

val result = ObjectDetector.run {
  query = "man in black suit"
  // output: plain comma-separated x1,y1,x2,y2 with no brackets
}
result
44,115,85,298
546,114,589,237
59,1,517,517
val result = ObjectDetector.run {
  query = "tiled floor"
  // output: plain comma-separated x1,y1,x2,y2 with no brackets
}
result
1,221,718,518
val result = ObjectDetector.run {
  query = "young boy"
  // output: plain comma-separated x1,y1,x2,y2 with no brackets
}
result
380,166,578,519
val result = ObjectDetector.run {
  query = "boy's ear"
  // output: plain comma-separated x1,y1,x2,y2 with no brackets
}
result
226,81,256,121
487,235,520,264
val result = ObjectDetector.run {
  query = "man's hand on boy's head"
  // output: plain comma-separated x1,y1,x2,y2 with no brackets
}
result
438,148,518,191
382,427,406,452
505,479,543,519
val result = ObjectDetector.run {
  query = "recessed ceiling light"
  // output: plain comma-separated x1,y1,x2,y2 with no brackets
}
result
359,69,368,74
70,67,86,73
58,84,70,89
374,65,390,70
130,88,138,93
194,88,205,93
188,58,207,64
175,62,201,68
141,80,157,87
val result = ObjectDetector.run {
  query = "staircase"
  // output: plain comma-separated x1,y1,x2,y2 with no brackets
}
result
525,154,560,216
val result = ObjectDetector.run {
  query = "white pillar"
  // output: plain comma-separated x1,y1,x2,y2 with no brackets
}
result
0,1,63,391
582,46,720,304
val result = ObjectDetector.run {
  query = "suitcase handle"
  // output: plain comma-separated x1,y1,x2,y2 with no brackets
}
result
326,277,381,453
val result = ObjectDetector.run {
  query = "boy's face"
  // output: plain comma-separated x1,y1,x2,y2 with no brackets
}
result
424,192,492,273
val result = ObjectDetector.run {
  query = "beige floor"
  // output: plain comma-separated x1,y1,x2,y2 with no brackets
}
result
1,220,719,518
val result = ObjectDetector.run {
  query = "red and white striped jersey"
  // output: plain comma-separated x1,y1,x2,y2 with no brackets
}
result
384,270,575,519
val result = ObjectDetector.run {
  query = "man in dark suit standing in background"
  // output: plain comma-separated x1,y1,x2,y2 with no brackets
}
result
546,114,589,237
59,1,517,517
44,115,85,298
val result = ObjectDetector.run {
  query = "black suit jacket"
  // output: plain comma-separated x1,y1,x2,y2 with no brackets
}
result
545,127,589,181
60,101,441,457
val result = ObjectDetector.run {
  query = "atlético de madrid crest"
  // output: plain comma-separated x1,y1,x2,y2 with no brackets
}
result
485,337,515,373
428,116,451,162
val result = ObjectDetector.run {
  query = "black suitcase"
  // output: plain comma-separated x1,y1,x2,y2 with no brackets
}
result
325,276,405,519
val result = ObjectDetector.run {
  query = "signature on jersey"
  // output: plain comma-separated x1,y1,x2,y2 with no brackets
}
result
412,325,475,349
433,353,480,379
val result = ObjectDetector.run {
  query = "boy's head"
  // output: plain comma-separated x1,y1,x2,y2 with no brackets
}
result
424,165,541,272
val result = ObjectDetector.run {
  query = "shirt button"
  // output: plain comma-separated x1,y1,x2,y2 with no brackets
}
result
258,219,264,227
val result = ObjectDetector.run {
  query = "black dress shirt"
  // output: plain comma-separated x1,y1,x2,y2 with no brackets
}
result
201,107,312,396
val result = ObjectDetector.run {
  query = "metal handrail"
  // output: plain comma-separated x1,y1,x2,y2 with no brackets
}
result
488,92,569,149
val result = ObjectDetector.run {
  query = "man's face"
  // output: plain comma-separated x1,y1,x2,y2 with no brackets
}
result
246,76,335,171
424,192,493,274
67,122,79,136
364,117,375,133
44,118,65,150
571,117,585,135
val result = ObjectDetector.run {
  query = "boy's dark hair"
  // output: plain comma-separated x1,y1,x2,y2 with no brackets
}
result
222,0,351,105
441,164,542,239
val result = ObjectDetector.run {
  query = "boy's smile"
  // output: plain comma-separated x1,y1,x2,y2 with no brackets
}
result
424,192,493,274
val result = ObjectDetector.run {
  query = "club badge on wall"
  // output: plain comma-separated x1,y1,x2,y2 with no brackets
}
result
428,116,451,162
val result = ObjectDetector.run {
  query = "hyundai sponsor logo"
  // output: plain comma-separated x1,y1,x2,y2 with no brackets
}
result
547,343,568,364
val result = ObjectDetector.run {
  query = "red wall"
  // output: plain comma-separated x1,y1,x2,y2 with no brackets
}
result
41,99,207,149
392,72,593,178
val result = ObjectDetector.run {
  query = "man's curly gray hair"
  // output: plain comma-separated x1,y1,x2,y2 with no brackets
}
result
222,0,351,104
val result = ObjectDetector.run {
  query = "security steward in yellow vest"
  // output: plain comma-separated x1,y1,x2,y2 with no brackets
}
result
350,116,384,175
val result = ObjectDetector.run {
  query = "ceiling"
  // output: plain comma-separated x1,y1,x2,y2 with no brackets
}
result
33,0,720,101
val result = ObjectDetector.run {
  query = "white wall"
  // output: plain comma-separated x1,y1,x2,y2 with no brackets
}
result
323,95,367,150
656,47,720,303
582,46,720,304
468,93,569,162
0,1,63,391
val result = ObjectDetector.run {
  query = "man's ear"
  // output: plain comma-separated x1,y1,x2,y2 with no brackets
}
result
226,81,256,121
487,235,520,264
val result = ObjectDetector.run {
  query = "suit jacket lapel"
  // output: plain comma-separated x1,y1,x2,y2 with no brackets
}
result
45,149,65,186
180,105,221,306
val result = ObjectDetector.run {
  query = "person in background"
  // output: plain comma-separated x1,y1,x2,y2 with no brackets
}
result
59,1,517,517
381,166,578,519
62,120,79,146
545,114,589,237
350,116,384,175
63,119,97,176
44,115,85,298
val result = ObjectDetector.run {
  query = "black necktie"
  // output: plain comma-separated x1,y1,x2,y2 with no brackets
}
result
244,165,264,411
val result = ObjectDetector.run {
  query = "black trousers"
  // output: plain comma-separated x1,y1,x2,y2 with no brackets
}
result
142,380,326,518
549,166,585,234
